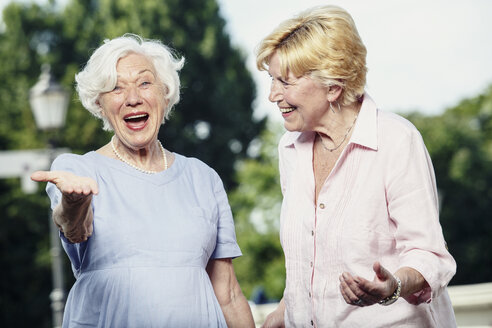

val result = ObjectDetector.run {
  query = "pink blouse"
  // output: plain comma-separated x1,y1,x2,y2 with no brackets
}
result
278,94,457,327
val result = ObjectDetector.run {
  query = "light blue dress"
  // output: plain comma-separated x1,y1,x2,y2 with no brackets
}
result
46,151,242,328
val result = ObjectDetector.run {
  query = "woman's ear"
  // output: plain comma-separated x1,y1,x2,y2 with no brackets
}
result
326,85,342,103
96,100,106,117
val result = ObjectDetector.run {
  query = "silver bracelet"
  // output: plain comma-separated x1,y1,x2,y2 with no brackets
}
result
378,274,401,306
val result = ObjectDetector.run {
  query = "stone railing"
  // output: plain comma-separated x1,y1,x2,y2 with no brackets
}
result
448,282,492,327
250,282,492,327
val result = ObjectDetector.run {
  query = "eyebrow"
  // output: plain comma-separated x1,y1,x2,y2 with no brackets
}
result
138,69,155,76
116,69,156,80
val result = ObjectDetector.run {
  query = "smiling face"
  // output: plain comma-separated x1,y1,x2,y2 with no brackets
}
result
97,53,168,151
268,52,332,132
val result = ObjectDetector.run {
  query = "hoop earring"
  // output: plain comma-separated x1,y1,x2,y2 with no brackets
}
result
329,101,341,113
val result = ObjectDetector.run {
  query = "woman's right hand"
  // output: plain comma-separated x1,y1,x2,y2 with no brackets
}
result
261,299,285,328
31,170,99,243
31,170,99,202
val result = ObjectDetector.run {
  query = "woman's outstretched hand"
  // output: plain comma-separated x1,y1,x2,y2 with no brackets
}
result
31,170,99,243
339,262,398,307
31,170,99,201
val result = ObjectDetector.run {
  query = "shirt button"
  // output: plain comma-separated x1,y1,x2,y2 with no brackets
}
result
310,261,313,267
311,230,314,236
309,292,312,298
319,203,325,209
311,319,314,325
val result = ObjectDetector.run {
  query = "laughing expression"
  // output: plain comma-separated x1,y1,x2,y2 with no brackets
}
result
98,53,168,151
268,52,331,132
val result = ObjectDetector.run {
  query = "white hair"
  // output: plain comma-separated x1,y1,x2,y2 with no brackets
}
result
75,34,185,131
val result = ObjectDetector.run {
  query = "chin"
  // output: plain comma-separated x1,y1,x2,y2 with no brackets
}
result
283,122,302,132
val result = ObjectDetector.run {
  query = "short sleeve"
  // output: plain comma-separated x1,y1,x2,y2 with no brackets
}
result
210,172,242,259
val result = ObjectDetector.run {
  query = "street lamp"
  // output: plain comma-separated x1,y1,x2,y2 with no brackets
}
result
29,64,69,328
29,64,69,130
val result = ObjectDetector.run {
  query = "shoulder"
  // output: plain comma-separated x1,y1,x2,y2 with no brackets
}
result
375,110,431,170
176,153,221,182
52,152,86,167
178,154,216,173
51,151,97,177
377,110,424,145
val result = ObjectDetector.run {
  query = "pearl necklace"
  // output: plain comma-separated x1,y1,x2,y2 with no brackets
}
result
317,114,358,152
111,136,168,174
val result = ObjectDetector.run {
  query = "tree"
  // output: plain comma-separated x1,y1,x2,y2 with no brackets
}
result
229,122,285,301
407,85,492,286
0,0,264,326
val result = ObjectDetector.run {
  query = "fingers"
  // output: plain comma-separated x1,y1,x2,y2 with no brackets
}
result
373,261,390,281
261,311,284,328
339,272,381,306
339,274,360,305
30,170,54,182
63,177,99,196
31,170,99,196
261,305,285,328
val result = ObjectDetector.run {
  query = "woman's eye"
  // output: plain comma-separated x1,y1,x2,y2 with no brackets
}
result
112,85,122,92
140,81,151,87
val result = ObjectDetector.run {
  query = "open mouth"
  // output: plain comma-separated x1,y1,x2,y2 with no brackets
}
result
123,113,149,130
279,107,296,114
124,113,149,123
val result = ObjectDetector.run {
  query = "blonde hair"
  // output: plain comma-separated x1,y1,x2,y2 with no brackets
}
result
256,5,367,105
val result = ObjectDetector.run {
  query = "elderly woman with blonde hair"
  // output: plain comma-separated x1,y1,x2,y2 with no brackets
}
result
31,34,254,328
256,6,456,328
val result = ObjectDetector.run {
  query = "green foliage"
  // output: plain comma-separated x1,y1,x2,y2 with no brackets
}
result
230,122,285,300
406,85,492,285
0,180,52,328
0,0,263,326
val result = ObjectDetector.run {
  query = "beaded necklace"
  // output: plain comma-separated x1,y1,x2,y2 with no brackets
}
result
111,135,167,174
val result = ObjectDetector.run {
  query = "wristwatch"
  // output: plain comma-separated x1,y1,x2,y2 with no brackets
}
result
378,274,401,306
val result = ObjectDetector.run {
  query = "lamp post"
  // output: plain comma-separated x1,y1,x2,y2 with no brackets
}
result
29,64,69,328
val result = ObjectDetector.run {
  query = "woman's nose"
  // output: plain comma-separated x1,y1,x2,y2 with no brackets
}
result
268,80,283,103
125,86,143,106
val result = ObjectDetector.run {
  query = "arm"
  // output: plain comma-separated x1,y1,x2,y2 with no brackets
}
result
339,126,455,306
206,258,254,328
31,170,98,243
261,297,285,328
339,261,429,306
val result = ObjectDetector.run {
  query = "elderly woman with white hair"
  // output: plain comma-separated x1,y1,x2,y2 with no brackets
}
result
31,34,254,328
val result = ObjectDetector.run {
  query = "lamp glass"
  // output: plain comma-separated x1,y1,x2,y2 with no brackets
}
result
30,91,69,130
29,65,69,131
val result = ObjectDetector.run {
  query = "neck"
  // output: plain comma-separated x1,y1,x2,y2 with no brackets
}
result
111,135,167,173
316,101,360,138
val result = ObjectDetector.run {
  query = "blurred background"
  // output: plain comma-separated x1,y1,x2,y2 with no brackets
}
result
0,0,491,327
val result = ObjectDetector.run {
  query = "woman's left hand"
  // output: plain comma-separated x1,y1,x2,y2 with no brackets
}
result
339,261,398,307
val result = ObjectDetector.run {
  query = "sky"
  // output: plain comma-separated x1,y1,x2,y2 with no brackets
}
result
216,0,492,121
2,0,492,121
